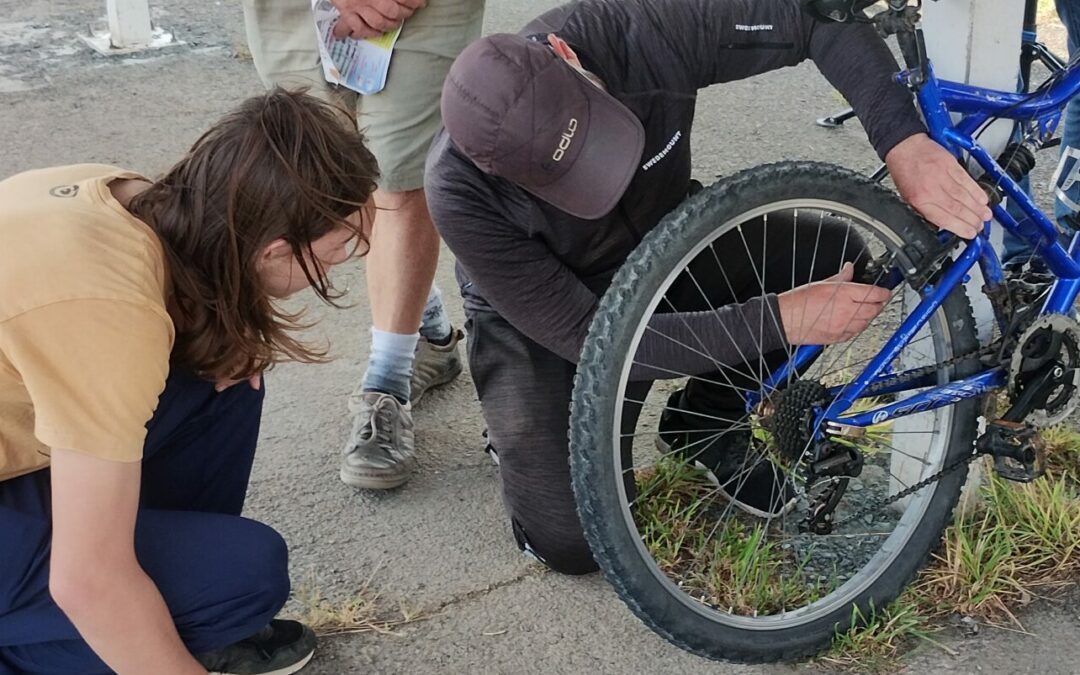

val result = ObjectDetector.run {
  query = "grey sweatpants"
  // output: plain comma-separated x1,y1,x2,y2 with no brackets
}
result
465,215,861,575
466,309,650,574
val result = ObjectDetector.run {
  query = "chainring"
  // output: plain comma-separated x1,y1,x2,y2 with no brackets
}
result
1008,314,1080,427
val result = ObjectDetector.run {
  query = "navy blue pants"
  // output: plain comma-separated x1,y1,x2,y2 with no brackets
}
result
1002,0,1080,263
0,371,289,674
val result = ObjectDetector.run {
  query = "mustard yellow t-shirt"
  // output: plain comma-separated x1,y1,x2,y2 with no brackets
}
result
0,165,175,482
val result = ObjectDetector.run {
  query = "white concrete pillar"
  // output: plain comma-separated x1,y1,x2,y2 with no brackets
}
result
889,0,1026,511
922,0,1027,158
106,0,153,49
81,0,179,55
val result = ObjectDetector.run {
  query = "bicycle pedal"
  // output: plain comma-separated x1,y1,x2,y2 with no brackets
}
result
975,419,1046,483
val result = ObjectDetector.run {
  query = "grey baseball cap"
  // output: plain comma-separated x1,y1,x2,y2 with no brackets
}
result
441,33,646,220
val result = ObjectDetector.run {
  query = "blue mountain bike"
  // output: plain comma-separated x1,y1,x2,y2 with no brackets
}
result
570,0,1080,662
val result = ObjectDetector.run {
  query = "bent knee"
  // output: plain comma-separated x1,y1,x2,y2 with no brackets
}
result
225,518,291,610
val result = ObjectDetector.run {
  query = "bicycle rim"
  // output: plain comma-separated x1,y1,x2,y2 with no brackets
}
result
607,199,957,630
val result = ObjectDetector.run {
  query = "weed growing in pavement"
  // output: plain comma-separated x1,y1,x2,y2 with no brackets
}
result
635,420,1080,673
289,579,428,637
913,468,1080,623
634,456,833,616
824,431,1080,672
823,599,936,674
1043,425,1080,481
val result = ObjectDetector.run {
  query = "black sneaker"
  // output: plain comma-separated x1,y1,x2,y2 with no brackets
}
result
195,620,316,675
658,391,796,519
705,452,799,519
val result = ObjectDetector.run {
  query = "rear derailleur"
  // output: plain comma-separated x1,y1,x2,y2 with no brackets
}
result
769,379,866,534
799,440,865,535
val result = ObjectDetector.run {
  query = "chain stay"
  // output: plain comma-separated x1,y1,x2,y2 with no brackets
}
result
798,252,1059,531
861,341,999,397
802,340,1000,532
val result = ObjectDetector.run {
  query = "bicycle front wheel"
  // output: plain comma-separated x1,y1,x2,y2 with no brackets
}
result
570,161,980,662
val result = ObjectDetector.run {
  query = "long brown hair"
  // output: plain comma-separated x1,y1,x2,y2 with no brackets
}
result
128,87,378,381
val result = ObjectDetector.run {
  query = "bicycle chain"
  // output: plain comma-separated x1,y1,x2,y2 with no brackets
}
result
811,339,1004,528
803,242,1060,528
831,449,980,527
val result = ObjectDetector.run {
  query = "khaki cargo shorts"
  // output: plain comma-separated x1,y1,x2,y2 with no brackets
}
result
242,0,485,192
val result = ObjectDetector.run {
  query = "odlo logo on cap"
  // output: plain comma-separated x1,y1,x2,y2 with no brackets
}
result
552,118,578,162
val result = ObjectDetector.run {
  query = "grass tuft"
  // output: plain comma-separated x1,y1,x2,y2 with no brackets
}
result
288,576,428,637
826,460,1080,671
635,457,832,613
822,598,936,674
914,469,1080,623
1043,426,1080,481
633,421,1079,672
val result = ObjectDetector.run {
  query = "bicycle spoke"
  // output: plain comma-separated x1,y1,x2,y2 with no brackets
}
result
581,190,966,636
862,436,935,466
733,221,791,387
629,360,757,394
622,397,752,426
675,261,769,393
619,426,749,439
641,320,759,395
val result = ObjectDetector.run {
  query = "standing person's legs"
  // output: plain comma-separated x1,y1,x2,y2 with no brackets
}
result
0,372,292,673
241,0,482,489
1054,0,1080,229
1003,1,1080,264
344,0,484,488
353,0,484,400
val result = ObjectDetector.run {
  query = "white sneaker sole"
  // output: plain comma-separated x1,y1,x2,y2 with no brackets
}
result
699,461,798,519
339,466,410,490
209,647,315,675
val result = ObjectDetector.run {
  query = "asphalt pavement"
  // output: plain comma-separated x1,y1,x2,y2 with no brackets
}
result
1,0,1077,672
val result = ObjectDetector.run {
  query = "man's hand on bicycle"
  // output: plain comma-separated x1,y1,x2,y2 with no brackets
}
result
886,133,993,240
777,263,891,345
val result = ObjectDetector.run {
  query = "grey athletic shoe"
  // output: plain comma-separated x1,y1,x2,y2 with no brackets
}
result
410,328,464,406
340,391,416,490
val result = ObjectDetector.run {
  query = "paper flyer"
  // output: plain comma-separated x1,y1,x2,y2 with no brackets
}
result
312,0,403,95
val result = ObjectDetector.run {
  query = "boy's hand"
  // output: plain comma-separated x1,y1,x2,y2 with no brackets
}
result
214,373,262,393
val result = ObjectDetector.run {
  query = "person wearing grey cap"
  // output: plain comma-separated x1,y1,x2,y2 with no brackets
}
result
426,0,992,575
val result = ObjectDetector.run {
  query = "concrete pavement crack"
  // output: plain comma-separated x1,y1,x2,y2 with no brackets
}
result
428,567,547,614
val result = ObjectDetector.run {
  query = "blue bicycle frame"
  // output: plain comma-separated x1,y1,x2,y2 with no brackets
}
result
752,46,1080,432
